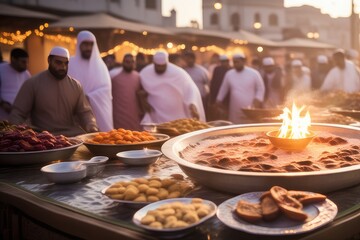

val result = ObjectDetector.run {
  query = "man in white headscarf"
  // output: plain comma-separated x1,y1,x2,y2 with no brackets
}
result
68,30,113,131
10,46,98,136
215,53,265,124
321,49,360,93
139,50,205,124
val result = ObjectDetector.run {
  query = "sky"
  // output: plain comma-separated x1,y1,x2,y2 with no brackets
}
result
162,0,357,28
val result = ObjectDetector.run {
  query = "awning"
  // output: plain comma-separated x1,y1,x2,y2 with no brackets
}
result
49,13,173,35
170,27,277,46
0,3,59,20
276,38,336,49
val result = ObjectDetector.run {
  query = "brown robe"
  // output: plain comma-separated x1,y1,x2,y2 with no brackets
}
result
10,70,97,136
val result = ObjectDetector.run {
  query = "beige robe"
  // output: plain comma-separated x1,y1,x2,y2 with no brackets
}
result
10,71,97,136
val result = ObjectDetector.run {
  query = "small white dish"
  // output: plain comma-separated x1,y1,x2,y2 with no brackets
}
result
116,149,162,166
41,162,87,184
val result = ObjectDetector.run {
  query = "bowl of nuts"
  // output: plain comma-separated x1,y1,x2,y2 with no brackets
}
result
132,198,217,237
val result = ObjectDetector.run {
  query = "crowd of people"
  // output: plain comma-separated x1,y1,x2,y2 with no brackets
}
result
1,30,360,136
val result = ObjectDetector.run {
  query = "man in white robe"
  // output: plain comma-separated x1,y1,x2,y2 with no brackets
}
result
139,51,205,124
216,53,265,123
68,30,113,131
0,48,31,120
321,49,360,93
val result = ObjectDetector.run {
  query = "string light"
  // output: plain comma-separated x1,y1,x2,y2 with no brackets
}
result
0,22,49,46
1,21,250,58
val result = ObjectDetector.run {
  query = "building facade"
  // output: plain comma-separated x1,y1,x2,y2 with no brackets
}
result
0,0,176,27
203,0,285,40
202,0,352,49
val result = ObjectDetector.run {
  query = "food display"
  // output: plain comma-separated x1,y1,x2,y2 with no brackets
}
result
85,128,156,144
180,132,360,173
235,186,326,223
138,198,212,229
103,175,193,203
156,118,211,136
162,124,360,193
0,121,73,152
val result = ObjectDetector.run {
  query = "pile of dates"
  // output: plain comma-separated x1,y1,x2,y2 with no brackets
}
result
0,121,73,152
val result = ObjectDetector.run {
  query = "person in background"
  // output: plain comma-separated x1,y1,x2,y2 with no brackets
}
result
321,49,360,93
0,48,31,120
208,54,231,120
0,48,5,64
102,54,122,78
68,30,113,131
135,52,148,72
346,49,359,67
311,55,330,90
9,46,98,136
169,53,185,67
285,59,312,100
182,51,210,114
207,53,220,80
215,53,265,124
261,57,284,108
138,50,205,124
111,54,142,130
251,58,262,72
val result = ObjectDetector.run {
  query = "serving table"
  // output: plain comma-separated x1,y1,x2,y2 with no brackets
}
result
1,145,360,240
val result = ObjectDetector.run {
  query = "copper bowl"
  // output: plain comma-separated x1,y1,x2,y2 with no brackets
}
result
266,130,315,151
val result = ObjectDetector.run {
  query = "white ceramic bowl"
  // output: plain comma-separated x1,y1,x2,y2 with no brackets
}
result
41,162,87,184
116,149,162,166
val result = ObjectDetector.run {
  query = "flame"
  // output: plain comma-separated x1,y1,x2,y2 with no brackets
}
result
277,103,311,139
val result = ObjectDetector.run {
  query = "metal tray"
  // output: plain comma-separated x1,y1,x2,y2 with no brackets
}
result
162,123,360,194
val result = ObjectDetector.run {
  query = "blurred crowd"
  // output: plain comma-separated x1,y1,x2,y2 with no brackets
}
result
1,30,360,136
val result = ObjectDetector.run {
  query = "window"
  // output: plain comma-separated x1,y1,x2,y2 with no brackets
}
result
230,13,240,31
146,0,156,9
210,13,219,25
254,12,261,23
269,14,278,26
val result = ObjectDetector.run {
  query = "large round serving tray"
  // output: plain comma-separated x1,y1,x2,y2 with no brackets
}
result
78,133,170,158
0,138,83,166
162,123,360,194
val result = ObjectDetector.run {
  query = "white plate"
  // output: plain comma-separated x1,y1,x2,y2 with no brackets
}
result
216,192,337,235
133,198,217,235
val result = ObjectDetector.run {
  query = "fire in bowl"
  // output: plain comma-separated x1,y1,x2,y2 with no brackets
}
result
266,130,315,151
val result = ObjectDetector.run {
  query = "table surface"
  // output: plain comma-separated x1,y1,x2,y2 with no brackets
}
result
1,145,360,240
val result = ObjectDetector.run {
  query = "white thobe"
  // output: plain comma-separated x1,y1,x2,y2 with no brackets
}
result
140,63,205,124
0,63,31,119
0,63,31,104
216,67,265,123
321,60,360,93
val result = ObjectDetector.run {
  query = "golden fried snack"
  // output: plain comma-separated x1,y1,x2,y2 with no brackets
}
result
235,200,262,222
156,118,210,136
288,190,327,205
278,204,308,222
270,186,303,209
104,176,192,202
260,195,280,221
